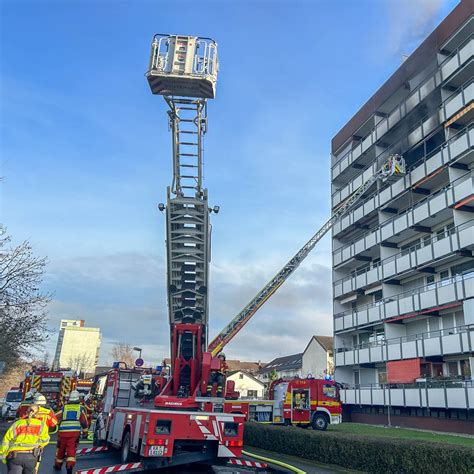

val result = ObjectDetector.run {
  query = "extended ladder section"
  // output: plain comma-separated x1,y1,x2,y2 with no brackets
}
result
208,154,406,355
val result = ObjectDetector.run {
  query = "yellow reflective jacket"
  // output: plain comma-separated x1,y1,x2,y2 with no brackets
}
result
0,417,49,462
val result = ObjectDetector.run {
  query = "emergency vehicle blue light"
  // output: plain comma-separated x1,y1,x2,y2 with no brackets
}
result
112,362,120,369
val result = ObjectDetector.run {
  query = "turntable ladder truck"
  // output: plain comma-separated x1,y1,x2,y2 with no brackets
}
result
92,34,245,471
208,154,406,356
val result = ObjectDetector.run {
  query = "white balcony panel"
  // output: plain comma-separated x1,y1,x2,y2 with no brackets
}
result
398,296,415,316
387,344,401,360
437,283,456,305
334,252,342,267
468,387,474,409
461,332,470,352
402,341,417,359
464,278,474,298
405,90,420,113
397,255,411,274
417,246,433,266
335,352,344,366
342,246,352,261
450,132,469,159
354,239,365,255
382,260,396,278
334,283,343,298
444,91,464,120
372,389,384,405
335,318,344,331
360,390,372,405
394,214,408,235
365,231,377,249
429,192,447,215
345,351,354,366
433,236,453,259
413,201,430,222
441,55,458,80
368,306,381,323
390,389,404,406
428,388,446,408
366,268,379,286
379,187,391,206
424,338,441,356
342,390,355,404
384,300,398,318
411,165,426,186
446,388,467,409
419,288,437,310
357,310,369,326
359,348,370,364
381,222,393,241
370,346,383,362
343,314,352,330
405,389,421,407
454,176,473,203
353,206,364,223
342,280,353,295
459,39,474,64
442,334,462,354
426,151,443,175
356,273,367,288
459,226,474,248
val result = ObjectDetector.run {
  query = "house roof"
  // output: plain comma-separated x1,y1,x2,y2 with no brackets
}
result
313,335,333,352
258,353,303,374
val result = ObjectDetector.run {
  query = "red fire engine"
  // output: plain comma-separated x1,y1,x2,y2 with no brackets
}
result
90,34,245,471
21,367,77,410
225,377,342,431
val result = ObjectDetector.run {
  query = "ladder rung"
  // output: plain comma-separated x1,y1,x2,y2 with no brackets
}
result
181,164,198,168
179,142,198,146
179,153,198,157
181,185,197,189
180,119,194,123
181,175,198,178
180,131,198,135
179,107,197,111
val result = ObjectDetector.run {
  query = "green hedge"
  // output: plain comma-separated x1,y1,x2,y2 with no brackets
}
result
243,423,474,473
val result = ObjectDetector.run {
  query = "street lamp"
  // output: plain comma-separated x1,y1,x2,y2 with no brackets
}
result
133,347,142,359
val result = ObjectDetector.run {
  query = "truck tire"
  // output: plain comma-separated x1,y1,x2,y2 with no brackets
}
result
311,413,328,431
121,431,138,463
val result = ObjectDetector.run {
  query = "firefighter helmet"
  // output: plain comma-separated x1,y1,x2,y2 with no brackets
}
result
217,352,226,360
24,388,38,401
68,390,80,403
34,393,47,405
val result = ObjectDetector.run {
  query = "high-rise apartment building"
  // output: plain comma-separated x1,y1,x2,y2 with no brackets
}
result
53,319,101,376
331,0,473,433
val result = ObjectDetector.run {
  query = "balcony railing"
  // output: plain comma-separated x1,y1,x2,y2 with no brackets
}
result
333,168,473,267
339,380,474,409
332,76,474,209
333,120,474,238
332,35,473,180
335,324,474,367
334,272,474,332
334,219,473,298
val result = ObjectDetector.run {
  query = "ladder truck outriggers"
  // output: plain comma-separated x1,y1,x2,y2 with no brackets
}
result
92,35,246,471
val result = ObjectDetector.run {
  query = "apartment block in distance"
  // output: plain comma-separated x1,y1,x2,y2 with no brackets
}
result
53,319,101,376
331,0,473,434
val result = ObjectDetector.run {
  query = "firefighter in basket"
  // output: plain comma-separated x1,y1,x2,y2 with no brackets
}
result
131,372,154,400
206,352,227,397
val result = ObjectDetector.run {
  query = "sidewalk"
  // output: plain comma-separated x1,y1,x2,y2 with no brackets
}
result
243,447,362,474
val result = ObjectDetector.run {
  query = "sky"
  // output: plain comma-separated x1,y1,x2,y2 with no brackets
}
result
0,0,459,367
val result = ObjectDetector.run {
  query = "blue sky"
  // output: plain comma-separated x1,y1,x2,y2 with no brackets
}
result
1,0,458,367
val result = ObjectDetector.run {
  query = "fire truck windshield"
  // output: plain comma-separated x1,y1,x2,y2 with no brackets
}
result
6,392,22,402
323,385,337,399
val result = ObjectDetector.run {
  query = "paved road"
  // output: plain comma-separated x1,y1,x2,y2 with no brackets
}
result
0,422,345,474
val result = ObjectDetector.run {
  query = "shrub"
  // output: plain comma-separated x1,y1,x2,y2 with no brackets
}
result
243,423,474,473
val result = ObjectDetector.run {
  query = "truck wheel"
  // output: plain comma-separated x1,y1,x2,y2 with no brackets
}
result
312,413,328,431
121,431,137,463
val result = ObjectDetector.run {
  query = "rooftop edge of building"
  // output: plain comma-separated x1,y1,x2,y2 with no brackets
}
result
331,0,473,155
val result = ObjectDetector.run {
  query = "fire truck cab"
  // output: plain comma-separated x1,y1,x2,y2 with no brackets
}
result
225,377,342,431
93,365,245,470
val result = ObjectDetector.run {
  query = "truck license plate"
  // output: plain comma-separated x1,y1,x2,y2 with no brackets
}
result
149,445,165,456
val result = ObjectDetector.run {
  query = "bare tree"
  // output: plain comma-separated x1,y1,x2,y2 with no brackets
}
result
110,343,136,368
0,227,51,370
67,353,94,377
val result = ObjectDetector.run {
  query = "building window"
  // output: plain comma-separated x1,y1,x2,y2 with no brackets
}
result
426,274,435,290
239,373,244,379
247,390,258,398
373,290,383,305
354,370,360,387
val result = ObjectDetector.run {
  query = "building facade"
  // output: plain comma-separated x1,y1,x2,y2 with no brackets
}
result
226,371,265,399
331,0,474,433
302,335,334,378
53,320,101,376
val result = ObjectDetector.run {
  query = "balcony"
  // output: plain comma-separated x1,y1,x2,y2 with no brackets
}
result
334,273,474,332
333,123,474,240
333,170,474,268
334,220,474,299
331,36,474,183
340,380,474,410
335,325,474,367
332,77,474,210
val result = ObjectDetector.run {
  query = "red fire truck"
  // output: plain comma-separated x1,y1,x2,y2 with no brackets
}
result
225,377,342,431
22,368,77,410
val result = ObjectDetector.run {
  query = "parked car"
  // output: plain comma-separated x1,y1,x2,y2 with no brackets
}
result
1,389,22,421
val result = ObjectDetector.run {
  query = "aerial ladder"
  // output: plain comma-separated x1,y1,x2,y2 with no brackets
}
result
208,154,406,356
146,34,226,406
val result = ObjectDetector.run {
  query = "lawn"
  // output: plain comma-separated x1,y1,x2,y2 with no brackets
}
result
328,422,474,448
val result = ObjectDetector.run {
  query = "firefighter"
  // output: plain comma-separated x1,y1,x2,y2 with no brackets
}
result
53,390,89,474
16,390,38,419
0,404,50,474
206,352,227,397
33,394,58,432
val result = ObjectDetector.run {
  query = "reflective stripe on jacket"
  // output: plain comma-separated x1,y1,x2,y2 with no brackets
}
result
38,406,58,429
57,404,87,432
0,417,49,461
